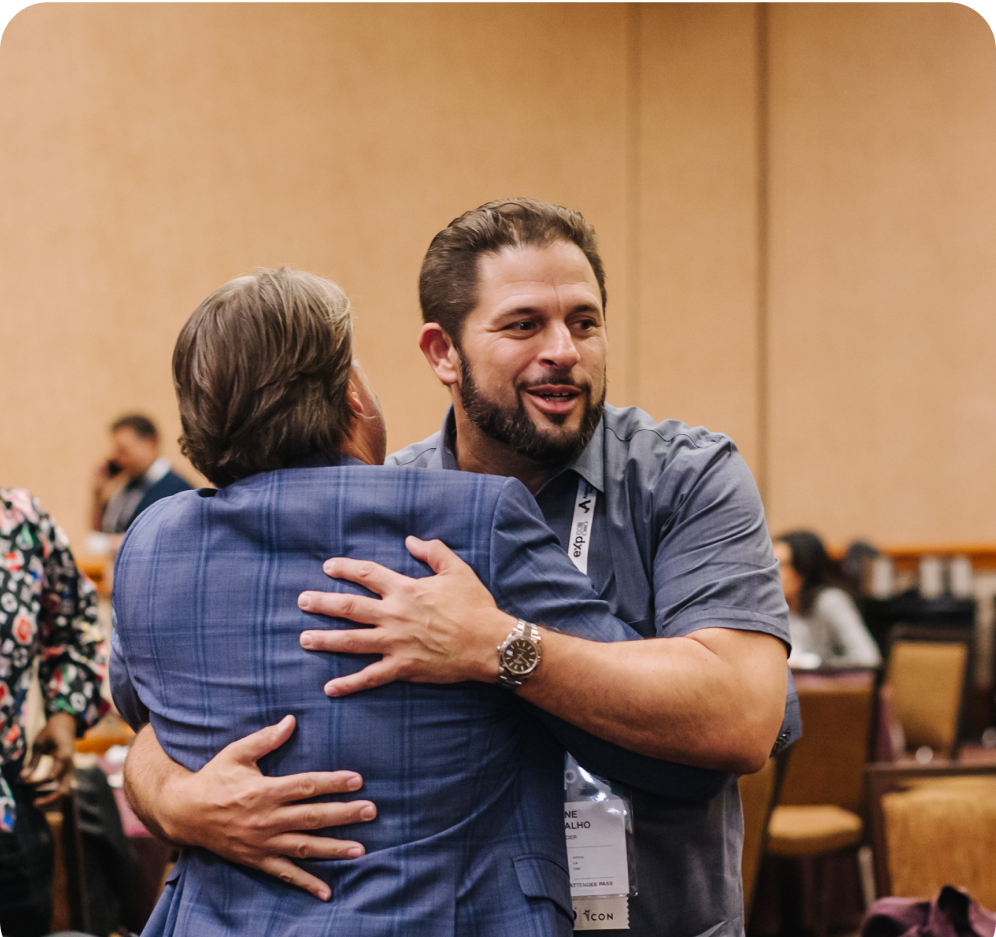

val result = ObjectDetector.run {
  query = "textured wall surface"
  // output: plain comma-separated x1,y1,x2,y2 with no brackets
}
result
1,3,994,550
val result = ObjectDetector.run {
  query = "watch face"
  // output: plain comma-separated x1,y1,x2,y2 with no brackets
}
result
503,638,539,675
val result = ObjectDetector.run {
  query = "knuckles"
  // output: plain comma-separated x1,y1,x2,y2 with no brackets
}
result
296,777,318,800
293,839,313,859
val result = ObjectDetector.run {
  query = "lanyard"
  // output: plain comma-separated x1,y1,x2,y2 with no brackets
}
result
569,477,598,575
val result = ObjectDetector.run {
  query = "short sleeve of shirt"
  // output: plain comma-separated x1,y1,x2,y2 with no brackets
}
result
488,478,639,645
650,433,789,645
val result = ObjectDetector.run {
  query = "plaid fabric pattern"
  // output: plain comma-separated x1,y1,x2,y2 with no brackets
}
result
112,461,651,937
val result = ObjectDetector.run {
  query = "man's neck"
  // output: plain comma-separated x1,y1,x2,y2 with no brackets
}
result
125,457,158,484
451,407,558,496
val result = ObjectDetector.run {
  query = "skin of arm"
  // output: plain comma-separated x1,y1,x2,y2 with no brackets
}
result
298,536,787,776
122,716,378,901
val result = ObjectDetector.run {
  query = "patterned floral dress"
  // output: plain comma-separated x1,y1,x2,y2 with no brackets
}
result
0,488,107,830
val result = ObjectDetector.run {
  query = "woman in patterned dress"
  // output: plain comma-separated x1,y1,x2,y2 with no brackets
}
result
0,488,106,937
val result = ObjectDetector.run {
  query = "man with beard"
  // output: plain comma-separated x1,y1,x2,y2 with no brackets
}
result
123,200,797,937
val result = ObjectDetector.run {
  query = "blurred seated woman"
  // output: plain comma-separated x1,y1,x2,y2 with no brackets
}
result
773,530,882,671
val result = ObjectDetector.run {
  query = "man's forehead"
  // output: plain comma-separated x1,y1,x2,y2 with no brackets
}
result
474,242,601,310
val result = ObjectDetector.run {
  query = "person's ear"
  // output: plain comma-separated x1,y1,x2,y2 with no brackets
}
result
345,375,365,416
418,324,460,387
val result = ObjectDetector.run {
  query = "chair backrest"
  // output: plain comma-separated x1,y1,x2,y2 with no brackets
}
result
779,671,875,813
865,763,996,902
886,628,970,756
739,750,789,921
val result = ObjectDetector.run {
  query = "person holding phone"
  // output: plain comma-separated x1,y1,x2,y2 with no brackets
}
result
90,414,192,548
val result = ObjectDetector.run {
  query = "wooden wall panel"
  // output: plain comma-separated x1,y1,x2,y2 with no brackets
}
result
2,3,994,552
766,3,996,543
0,3,630,549
636,3,763,470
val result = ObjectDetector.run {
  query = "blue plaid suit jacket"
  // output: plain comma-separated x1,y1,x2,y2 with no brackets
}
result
111,458,678,936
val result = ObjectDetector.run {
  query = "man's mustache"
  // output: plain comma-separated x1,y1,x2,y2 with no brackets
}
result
517,373,591,393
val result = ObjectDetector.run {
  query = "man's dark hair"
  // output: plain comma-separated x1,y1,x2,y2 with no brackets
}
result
419,198,607,346
172,267,354,487
111,414,158,441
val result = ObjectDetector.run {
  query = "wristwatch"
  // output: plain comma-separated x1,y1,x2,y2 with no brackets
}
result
497,619,542,689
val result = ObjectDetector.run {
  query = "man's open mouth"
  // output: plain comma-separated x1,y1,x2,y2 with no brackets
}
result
523,385,584,414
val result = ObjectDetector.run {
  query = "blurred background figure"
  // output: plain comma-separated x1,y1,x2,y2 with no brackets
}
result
774,530,882,671
90,415,190,548
842,540,881,597
0,488,106,937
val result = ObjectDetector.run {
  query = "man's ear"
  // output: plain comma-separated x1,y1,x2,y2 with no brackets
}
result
418,323,461,387
345,375,364,416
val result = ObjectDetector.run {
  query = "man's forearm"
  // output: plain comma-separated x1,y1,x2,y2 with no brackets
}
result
309,598,787,773
124,723,190,844
517,627,787,774
302,544,789,775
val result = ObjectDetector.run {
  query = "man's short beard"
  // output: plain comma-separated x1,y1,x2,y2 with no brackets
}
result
459,357,605,465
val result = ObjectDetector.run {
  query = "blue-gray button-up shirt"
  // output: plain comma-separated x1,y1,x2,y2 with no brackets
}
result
390,404,800,937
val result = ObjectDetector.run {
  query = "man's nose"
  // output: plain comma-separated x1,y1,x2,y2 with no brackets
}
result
538,323,581,369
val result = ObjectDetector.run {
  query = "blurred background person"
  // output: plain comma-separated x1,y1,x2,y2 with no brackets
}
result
774,530,882,671
90,415,191,547
842,539,881,597
0,488,106,937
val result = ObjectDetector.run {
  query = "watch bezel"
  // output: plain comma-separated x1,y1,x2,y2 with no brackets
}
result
497,620,542,688
502,637,540,675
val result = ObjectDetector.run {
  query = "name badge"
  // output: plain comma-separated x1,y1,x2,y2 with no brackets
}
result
565,754,634,930
565,799,630,896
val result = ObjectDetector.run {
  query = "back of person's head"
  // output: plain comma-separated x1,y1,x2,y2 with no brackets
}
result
173,267,353,487
777,530,845,613
842,540,879,594
111,414,158,441
419,197,607,347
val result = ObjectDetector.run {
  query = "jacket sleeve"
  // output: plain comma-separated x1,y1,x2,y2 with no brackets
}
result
35,498,107,734
488,478,729,801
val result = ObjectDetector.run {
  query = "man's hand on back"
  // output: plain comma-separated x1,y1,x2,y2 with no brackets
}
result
124,715,377,901
298,536,513,695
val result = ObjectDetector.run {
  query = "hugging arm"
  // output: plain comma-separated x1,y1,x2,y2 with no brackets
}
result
111,633,377,901
298,477,789,779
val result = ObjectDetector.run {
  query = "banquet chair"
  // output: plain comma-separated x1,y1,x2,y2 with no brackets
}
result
865,762,996,908
885,626,971,760
739,750,789,922
766,671,876,937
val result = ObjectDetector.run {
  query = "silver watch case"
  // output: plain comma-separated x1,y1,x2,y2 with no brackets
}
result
497,619,542,689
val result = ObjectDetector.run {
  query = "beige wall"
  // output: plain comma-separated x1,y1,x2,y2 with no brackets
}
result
765,3,996,543
1,3,994,552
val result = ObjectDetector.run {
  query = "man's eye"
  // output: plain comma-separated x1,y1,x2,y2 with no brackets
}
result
575,319,597,332
505,321,535,332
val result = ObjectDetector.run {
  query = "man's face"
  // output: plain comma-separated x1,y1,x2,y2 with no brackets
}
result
454,240,608,464
110,427,158,479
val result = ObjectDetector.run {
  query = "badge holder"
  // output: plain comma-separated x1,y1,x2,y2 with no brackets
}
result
564,753,637,931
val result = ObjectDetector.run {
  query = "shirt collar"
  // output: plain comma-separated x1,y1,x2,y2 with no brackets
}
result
144,456,171,486
439,406,605,492
560,415,605,493
436,409,461,471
